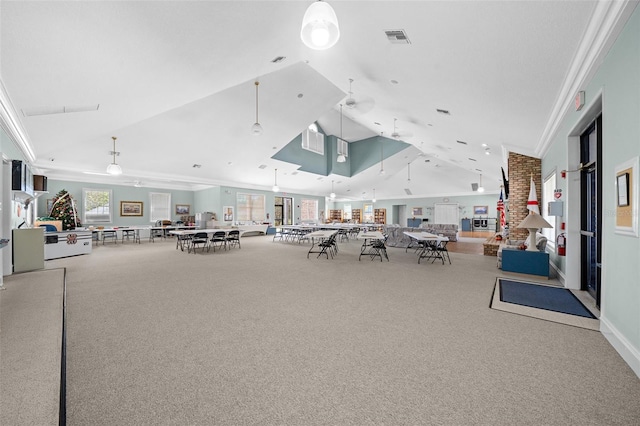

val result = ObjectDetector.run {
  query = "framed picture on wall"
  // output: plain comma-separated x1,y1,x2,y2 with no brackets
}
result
474,205,488,215
615,157,638,237
175,204,190,215
412,207,423,216
120,201,143,216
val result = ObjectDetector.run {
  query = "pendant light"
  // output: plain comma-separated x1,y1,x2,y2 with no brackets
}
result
379,132,385,175
372,188,376,203
301,1,340,50
407,162,411,183
272,168,279,192
478,173,485,193
330,180,336,200
251,81,263,136
337,104,346,163
106,136,122,175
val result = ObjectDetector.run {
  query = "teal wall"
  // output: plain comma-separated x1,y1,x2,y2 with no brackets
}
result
331,193,500,226
542,7,640,369
39,180,195,226
349,135,410,176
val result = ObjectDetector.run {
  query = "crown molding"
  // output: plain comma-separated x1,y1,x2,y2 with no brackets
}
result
0,77,35,163
537,0,639,158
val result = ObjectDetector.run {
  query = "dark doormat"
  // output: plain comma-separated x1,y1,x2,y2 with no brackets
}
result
491,278,600,330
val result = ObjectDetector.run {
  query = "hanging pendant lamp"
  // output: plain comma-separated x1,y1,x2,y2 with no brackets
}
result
337,104,346,163
379,132,385,175
106,136,123,175
272,168,279,192
478,173,485,193
330,180,336,199
372,188,376,203
251,81,263,136
301,1,340,50
407,162,411,183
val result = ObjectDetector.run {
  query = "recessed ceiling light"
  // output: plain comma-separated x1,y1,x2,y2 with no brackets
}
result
481,143,488,147
485,151,490,155
297,93,304,98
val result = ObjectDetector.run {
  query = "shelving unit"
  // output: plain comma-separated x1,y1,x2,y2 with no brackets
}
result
352,209,361,223
329,209,343,223
374,208,386,224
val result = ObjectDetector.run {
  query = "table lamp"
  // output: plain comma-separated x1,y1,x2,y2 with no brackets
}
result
517,212,553,251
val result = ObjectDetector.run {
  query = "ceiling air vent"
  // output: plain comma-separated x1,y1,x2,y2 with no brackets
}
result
22,104,100,117
436,109,450,115
258,164,267,169
456,140,468,145
271,56,286,63
385,29,411,44
404,188,413,195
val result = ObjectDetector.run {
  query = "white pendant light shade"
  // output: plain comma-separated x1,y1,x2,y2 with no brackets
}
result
107,136,123,175
301,1,340,50
252,81,263,136
106,163,122,176
337,154,346,163
372,188,376,203
478,173,485,192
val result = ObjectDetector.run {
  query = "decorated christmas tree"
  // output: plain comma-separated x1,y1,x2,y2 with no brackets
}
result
50,189,82,230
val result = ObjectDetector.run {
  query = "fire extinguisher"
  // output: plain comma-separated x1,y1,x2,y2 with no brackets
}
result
557,233,566,256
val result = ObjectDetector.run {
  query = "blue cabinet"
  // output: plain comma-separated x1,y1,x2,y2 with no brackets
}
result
502,249,549,278
407,218,421,227
461,219,471,231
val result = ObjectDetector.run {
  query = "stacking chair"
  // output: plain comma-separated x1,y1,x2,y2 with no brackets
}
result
149,227,164,243
432,238,451,264
210,231,227,252
316,233,337,259
226,230,241,249
189,232,209,253
102,229,117,244
175,233,192,251
337,228,349,243
371,234,389,261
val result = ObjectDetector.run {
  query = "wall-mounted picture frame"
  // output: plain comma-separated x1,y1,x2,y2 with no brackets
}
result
412,207,423,216
474,205,488,215
223,206,234,222
615,156,638,237
120,201,143,217
175,204,190,215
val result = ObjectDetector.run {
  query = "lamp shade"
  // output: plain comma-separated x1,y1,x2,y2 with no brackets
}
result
337,154,346,163
301,1,340,50
517,212,552,252
106,163,122,175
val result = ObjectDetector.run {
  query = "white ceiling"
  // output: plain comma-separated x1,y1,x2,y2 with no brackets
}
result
0,0,602,201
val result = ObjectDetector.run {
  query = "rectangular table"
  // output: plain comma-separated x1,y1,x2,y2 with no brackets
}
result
306,230,338,259
403,231,450,264
358,231,388,261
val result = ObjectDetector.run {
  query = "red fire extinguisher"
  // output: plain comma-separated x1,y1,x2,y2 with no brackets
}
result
557,233,566,256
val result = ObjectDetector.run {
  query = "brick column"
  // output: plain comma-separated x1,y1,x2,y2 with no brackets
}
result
507,152,541,241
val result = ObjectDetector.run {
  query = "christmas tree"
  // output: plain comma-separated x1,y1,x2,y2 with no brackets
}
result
50,189,82,230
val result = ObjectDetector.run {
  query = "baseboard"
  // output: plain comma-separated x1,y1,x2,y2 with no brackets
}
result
600,316,640,379
549,261,565,285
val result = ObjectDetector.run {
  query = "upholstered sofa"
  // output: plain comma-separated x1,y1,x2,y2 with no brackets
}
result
418,223,458,242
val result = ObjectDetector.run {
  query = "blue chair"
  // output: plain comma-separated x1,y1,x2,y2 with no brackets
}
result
39,224,58,232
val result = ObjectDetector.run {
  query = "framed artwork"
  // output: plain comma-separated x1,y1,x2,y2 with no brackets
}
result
223,206,234,222
175,204,190,215
412,207,423,216
615,157,638,237
474,205,488,215
120,201,143,216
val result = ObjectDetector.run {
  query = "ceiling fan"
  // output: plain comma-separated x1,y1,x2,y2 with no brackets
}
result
391,118,413,140
344,78,375,114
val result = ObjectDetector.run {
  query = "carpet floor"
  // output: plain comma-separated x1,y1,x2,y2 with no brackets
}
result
17,235,640,425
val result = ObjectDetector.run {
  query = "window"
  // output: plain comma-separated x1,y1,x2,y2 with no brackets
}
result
363,203,374,222
237,193,265,222
150,192,171,222
343,204,352,220
542,172,557,250
83,188,112,223
300,199,318,222
301,124,325,155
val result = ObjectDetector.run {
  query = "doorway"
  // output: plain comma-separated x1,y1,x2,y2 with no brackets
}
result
274,196,293,226
580,115,602,306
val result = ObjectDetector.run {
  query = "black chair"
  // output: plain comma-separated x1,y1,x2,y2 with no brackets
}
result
189,232,209,253
226,230,241,249
210,231,227,252
317,234,337,259
175,233,192,251
102,229,117,244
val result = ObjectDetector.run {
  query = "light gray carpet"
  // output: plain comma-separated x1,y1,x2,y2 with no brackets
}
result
40,236,640,425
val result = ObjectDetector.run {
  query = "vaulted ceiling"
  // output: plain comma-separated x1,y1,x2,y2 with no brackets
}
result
1,1,608,201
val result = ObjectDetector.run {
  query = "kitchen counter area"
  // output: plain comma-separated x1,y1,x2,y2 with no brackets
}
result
44,230,92,260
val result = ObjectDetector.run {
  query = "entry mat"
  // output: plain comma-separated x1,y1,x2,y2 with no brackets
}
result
491,278,599,330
